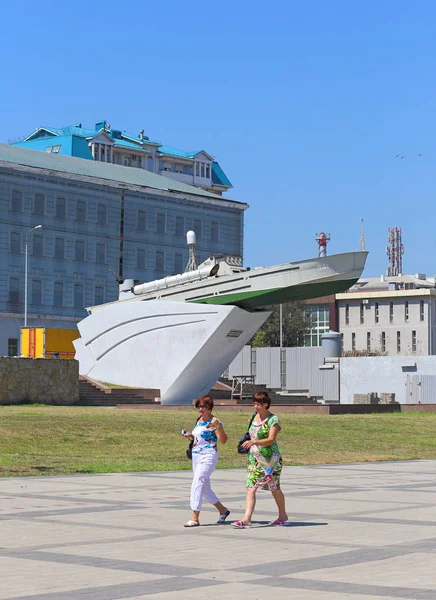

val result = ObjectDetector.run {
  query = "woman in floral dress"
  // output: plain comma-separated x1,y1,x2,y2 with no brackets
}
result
232,391,288,528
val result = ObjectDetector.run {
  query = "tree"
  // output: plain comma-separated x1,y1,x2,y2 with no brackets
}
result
251,302,314,347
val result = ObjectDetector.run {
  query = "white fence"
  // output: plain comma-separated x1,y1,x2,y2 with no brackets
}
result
227,346,339,401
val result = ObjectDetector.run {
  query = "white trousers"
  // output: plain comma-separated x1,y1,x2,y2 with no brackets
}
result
190,450,219,511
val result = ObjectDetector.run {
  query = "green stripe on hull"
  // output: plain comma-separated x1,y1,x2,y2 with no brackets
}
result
191,277,359,310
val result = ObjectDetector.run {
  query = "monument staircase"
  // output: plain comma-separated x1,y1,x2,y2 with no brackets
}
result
78,376,159,407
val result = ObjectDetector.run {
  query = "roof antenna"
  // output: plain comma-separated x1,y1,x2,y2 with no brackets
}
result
360,218,366,251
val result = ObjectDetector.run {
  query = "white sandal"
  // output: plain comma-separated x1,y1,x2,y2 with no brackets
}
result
184,520,200,527
217,509,231,524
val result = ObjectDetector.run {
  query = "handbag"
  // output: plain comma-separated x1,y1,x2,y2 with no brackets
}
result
186,417,201,460
186,440,194,460
237,412,256,454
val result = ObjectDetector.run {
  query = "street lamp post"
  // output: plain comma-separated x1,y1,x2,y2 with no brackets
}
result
24,225,42,328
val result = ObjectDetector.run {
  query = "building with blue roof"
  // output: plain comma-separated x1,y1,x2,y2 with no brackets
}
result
14,121,233,195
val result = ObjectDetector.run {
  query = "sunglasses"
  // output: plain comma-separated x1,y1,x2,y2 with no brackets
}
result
197,405,207,409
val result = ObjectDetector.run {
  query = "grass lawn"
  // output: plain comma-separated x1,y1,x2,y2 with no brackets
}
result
0,406,436,477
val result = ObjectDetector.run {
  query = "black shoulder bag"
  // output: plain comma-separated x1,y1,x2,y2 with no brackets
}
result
237,412,257,454
186,417,201,460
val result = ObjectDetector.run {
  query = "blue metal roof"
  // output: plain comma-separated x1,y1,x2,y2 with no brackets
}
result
0,144,242,204
157,145,202,159
15,123,233,189
212,161,233,188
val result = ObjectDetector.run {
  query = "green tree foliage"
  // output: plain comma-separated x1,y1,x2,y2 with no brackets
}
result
251,302,314,347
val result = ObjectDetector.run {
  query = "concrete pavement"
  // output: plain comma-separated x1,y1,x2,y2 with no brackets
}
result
1,460,436,599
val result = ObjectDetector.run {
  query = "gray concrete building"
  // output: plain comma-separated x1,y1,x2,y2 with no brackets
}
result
336,274,436,356
0,144,247,356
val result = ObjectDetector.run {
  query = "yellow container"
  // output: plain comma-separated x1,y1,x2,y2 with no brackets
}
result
20,327,79,359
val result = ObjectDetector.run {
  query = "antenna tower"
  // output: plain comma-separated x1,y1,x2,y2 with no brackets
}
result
386,227,404,276
315,232,330,257
184,230,198,272
360,218,366,251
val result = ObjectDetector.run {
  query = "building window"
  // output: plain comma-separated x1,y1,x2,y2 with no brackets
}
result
381,331,386,353
54,237,65,260
147,156,153,171
33,235,43,257
397,331,401,353
420,300,425,321
375,302,379,323
390,302,394,323
74,284,84,309
138,210,147,232
9,277,20,304
174,253,183,274
34,193,45,216
156,250,164,271
367,332,371,351
52,144,61,153
211,221,219,242
8,338,18,357
157,213,166,234
345,304,349,325
412,330,417,353
201,163,205,177
32,280,42,305
55,197,66,218
96,243,106,264
75,240,85,261
54,282,63,307
195,162,199,176
97,204,107,225
95,286,104,305
405,301,409,322
77,200,86,222
194,219,202,239
175,216,184,237
137,248,146,269
11,190,23,212
93,143,99,161
205,164,210,178
360,303,364,324
351,332,356,351
10,232,21,254
305,304,329,347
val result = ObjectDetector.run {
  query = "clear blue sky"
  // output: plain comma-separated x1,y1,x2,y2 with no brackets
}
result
1,0,435,277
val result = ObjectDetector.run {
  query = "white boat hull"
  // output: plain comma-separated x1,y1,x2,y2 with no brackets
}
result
74,300,271,404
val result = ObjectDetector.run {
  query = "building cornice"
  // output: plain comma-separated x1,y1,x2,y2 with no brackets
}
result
0,160,248,210
336,289,435,300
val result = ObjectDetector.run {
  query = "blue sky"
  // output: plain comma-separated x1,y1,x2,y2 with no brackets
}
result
1,0,435,277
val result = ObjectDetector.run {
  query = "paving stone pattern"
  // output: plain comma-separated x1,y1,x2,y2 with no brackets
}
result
1,461,436,599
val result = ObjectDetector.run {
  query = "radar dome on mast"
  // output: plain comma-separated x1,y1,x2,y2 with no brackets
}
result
185,230,198,272
186,230,196,246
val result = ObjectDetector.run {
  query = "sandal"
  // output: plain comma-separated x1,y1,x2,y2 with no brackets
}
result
216,509,231,524
271,519,288,526
184,520,200,527
232,520,251,528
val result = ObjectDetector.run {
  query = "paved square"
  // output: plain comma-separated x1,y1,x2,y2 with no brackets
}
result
1,461,436,599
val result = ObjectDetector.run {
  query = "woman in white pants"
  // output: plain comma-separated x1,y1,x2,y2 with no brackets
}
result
183,395,230,527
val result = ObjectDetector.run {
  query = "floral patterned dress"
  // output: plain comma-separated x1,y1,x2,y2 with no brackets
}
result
246,414,282,491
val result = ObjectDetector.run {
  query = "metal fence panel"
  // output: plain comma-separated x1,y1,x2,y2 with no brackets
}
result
420,375,436,403
228,346,251,377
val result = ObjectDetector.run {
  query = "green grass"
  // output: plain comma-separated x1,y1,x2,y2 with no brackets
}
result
0,406,436,477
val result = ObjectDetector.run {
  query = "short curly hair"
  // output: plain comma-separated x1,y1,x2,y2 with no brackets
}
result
195,394,214,410
252,391,271,409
